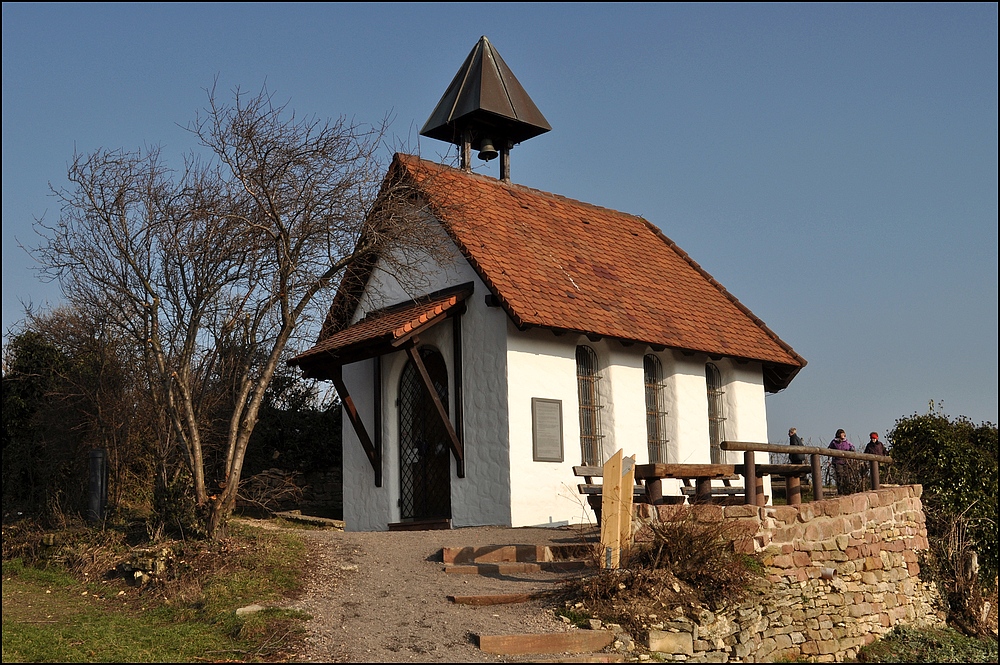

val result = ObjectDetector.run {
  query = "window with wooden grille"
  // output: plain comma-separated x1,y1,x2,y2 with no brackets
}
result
644,354,670,463
576,345,604,466
705,363,726,464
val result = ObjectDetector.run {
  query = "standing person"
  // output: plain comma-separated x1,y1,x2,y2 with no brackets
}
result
828,429,856,494
864,432,886,456
788,427,806,464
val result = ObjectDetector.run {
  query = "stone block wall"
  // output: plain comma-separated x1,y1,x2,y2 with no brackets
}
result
634,485,946,662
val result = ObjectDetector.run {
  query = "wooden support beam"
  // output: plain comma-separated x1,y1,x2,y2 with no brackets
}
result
812,454,824,502
786,475,802,505
694,477,714,504
500,145,511,182
461,130,472,171
373,354,382,476
331,364,381,487
406,343,465,477
744,451,757,506
452,312,465,478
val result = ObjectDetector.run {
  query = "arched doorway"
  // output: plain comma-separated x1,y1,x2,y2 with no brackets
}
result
398,347,452,520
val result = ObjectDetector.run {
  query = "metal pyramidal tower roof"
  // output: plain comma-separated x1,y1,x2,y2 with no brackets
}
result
420,36,551,149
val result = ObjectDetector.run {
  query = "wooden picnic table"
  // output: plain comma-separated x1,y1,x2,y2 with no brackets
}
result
633,463,739,505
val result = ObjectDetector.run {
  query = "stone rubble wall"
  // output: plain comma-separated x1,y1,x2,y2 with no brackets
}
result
634,484,946,662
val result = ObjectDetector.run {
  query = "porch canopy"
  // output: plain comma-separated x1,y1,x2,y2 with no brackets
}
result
289,283,474,485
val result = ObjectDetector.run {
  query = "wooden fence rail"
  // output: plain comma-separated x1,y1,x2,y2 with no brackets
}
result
720,440,893,503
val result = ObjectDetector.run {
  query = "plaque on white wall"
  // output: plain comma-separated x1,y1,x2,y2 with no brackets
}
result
532,398,563,462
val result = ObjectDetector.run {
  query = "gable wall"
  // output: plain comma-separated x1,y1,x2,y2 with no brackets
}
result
339,229,511,530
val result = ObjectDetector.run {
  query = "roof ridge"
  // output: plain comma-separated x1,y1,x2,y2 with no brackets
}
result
396,153,650,222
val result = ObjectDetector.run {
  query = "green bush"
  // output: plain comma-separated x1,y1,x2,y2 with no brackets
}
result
855,625,998,663
888,408,998,584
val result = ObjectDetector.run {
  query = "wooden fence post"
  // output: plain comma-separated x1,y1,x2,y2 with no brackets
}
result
811,453,824,502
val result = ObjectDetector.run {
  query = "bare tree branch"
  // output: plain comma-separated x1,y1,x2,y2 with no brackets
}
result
32,83,445,537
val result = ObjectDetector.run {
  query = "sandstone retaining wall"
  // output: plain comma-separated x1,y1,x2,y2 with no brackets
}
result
634,484,945,662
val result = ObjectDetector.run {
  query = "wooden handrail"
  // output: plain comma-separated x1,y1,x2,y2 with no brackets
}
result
721,440,892,464
721,440,890,501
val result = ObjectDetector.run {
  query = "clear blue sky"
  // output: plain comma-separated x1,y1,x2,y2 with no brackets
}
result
3,3,997,446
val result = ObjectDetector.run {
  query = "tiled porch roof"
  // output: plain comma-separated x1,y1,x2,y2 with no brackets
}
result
290,284,471,376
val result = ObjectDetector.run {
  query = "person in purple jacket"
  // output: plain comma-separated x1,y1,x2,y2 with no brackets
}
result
828,429,856,494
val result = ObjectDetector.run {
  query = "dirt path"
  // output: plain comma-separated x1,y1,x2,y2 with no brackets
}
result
282,523,601,663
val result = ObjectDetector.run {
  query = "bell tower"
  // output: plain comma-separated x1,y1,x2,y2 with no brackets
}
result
420,36,550,182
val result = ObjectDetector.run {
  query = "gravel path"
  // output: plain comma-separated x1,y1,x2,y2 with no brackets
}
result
283,523,601,663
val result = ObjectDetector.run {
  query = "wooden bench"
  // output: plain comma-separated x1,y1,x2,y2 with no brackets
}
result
575,463,755,520
678,481,753,505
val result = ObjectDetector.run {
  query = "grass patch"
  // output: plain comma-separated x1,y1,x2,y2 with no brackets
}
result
854,625,998,663
555,606,592,628
2,519,311,662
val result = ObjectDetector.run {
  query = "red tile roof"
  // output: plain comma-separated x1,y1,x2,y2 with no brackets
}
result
302,154,805,390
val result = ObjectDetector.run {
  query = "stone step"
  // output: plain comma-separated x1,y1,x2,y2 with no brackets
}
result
444,560,589,575
476,630,614,655
442,543,595,565
534,654,626,663
447,592,554,605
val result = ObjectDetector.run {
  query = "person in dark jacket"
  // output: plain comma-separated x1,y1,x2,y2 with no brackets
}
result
864,432,886,456
787,427,806,464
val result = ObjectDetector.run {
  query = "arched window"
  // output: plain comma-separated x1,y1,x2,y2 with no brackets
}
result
705,363,726,464
644,354,669,463
576,345,604,466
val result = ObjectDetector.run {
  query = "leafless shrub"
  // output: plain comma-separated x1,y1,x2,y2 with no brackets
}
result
238,469,304,514
566,513,763,638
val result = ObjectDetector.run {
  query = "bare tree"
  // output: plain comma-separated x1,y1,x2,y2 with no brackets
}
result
34,85,438,537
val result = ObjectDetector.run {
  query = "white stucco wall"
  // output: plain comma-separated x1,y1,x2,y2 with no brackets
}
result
503,340,777,527
341,357,385,531
339,229,510,531
505,327,583,527
669,354,714,464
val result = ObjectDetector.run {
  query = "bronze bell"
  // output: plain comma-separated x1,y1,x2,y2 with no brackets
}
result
477,138,498,161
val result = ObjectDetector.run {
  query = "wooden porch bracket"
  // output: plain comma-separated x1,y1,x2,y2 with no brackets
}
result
451,309,465,478
331,364,382,487
406,340,466,478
